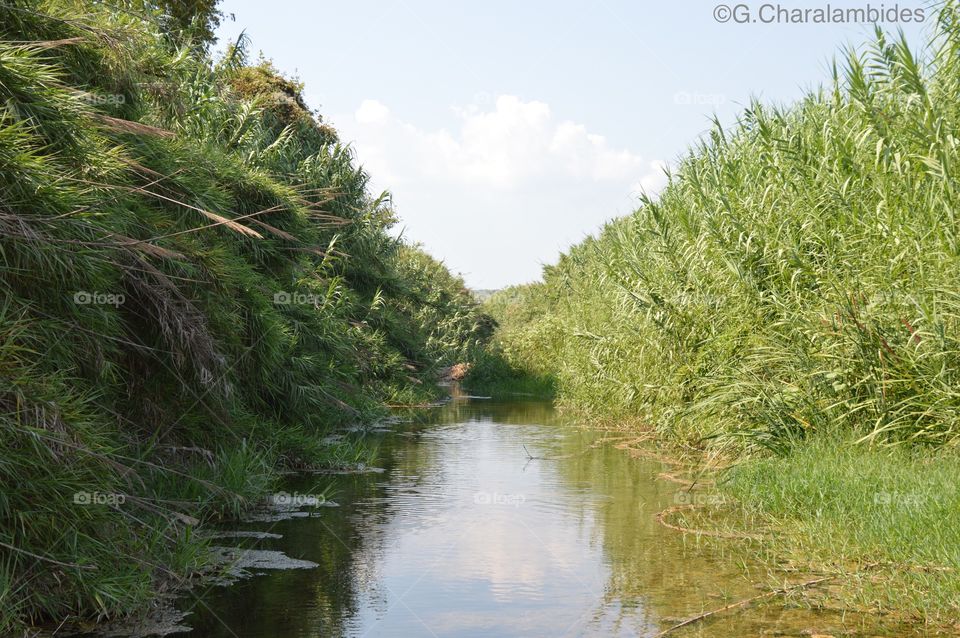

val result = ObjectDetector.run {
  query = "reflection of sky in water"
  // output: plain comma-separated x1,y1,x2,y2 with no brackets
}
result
179,400,915,638
348,419,620,636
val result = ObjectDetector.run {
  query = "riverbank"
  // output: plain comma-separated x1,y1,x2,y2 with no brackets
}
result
467,3,960,627
597,429,960,632
723,436,960,628
0,3,490,633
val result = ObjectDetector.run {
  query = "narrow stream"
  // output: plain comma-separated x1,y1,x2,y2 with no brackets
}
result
174,398,914,637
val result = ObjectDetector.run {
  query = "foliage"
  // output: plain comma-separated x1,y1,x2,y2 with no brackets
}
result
486,4,960,451
132,0,224,49
463,285,557,398
0,0,486,630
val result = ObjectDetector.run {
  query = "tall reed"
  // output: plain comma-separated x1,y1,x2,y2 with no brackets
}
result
488,4,960,452
0,0,489,630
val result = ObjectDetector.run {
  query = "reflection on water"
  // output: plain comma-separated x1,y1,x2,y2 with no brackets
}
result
179,399,916,637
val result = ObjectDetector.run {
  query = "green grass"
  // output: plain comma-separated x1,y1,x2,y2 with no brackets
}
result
463,285,557,399
724,437,960,622
462,347,556,399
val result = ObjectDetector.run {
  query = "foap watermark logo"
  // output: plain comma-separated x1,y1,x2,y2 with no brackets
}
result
473,91,493,107
271,491,328,507
79,92,126,106
673,491,727,506
674,91,726,107
473,491,526,507
74,291,125,307
873,491,939,509
713,3,927,25
273,291,322,306
73,491,126,506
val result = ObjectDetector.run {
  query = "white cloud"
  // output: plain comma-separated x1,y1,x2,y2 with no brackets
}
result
354,98,390,124
632,160,670,196
339,95,668,288
349,94,665,191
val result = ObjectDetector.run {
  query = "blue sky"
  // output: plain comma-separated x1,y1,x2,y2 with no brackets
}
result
215,1,930,288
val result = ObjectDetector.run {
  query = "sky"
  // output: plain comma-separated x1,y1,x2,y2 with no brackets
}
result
214,1,931,289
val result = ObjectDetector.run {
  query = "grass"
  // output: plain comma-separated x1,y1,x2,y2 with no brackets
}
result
480,0,960,623
0,0,490,632
463,286,557,399
724,437,960,623
461,347,556,399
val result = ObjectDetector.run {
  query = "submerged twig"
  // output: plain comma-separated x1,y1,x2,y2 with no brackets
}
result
654,575,836,636
655,504,766,541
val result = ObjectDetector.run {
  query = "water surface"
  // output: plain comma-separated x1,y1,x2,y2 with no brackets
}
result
178,398,915,637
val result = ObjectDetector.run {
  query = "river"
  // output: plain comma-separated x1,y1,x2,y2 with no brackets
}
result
171,397,915,637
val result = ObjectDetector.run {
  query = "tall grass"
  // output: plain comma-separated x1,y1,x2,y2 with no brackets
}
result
487,5,960,451
0,0,489,631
